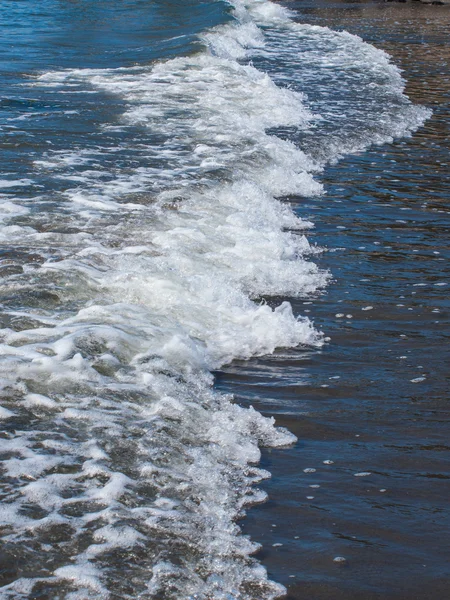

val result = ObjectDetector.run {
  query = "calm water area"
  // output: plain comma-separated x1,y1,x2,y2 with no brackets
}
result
216,1,450,598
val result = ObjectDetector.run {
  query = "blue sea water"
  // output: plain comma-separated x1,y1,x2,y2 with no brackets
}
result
0,0,439,598
0,0,231,192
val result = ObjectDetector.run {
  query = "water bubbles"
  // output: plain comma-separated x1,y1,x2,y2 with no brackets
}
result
361,306,373,311
303,468,316,473
354,472,372,477
410,377,426,383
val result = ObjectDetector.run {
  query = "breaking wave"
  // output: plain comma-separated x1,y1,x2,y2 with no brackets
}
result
0,1,430,598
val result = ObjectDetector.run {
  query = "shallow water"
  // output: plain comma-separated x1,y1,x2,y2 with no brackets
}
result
0,0,447,598
216,1,450,598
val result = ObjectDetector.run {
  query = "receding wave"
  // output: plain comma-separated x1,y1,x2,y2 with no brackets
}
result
0,1,430,598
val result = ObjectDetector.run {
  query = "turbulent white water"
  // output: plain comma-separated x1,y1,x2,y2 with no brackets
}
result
0,1,430,598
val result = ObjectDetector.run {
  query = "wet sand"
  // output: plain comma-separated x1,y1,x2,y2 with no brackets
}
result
216,1,450,598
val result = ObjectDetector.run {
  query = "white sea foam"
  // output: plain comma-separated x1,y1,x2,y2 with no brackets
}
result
0,0,430,598
0,178,34,188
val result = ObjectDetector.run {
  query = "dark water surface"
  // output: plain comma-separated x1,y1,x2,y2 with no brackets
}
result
216,1,450,598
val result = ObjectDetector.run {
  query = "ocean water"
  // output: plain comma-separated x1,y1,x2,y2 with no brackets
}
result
0,0,434,598
217,1,450,599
